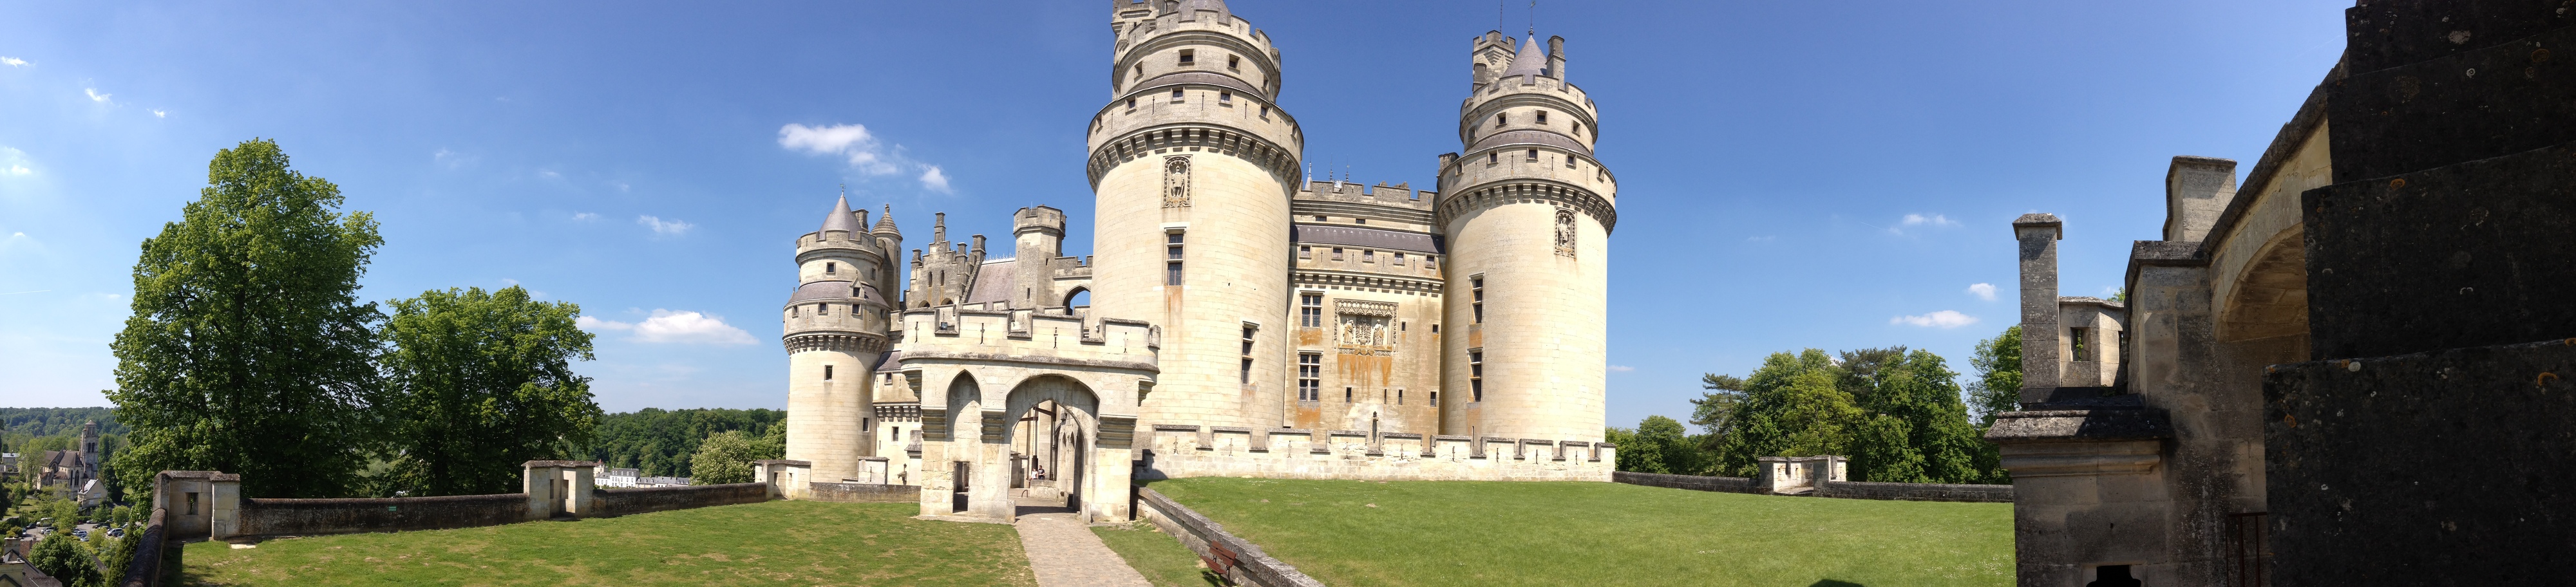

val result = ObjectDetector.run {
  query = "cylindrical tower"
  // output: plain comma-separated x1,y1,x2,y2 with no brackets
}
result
783,194,893,482
1437,32,1616,443
1086,0,1303,429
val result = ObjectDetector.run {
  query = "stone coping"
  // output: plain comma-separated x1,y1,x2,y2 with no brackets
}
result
1378,433,1424,440
521,460,601,468
752,459,813,467
1211,426,1255,433
1985,407,2173,442
1327,430,1367,436
1137,487,1328,587
1432,434,1471,441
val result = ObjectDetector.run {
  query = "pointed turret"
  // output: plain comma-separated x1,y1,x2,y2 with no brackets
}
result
873,204,902,237
1500,35,1548,80
820,194,861,234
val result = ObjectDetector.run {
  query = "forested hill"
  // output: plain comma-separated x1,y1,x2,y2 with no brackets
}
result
0,407,127,436
584,408,786,478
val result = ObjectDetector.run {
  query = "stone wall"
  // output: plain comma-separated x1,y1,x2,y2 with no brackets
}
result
594,483,768,517
233,494,529,537
1137,425,1612,481
1134,487,1326,587
807,481,920,503
116,507,172,587
1613,471,2013,503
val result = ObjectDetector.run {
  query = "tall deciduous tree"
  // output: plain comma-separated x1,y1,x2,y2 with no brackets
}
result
1712,349,1861,477
1967,326,2024,426
109,139,384,499
379,286,603,496
1689,373,1748,439
687,429,782,485
1847,350,1987,483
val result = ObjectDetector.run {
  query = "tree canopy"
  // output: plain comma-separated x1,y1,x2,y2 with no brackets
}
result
1631,346,2009,484
687,426,784,485
1967,325,2024,426
109,138,385,499
378,286,603,496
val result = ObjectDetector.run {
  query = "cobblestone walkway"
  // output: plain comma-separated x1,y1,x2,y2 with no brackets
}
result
1016,512,1153,587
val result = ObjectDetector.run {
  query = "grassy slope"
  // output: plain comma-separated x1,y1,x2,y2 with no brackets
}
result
1148,478,2012,587
181,501,1034,586
1092,521,1224,587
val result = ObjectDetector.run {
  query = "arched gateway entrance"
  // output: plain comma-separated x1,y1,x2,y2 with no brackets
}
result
998,376,1099,520
917,368,1137,523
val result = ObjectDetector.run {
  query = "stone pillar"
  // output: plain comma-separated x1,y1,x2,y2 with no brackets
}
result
753,460,813,499
522,460,600,520
2161,156,2239,242
2014,214,2065,401
207,474,240,540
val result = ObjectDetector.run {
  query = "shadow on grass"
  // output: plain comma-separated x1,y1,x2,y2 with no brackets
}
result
1810,581,1867,587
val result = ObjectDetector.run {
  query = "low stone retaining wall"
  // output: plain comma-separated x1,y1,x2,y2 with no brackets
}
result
1134,487,1326,587
1138,427,1614,482
1613,471,1761,494
596,483,768,516
234,493,530,537
1614,471,2014,503
1818,480,2015,503
808,482,920,503
117,507,173,587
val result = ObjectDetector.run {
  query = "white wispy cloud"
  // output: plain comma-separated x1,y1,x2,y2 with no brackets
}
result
1608,365,1635,373
150,109,166,118
0,57,26,67
778,122,951,192
433,149,477,169
83,88,111,104
636,215,692,236
1,147,33,176
918,165,951,193
1967,283,1997,301
571,212,600,221
1887,213,1960,235
1891,310,1978,328
581,310,754,345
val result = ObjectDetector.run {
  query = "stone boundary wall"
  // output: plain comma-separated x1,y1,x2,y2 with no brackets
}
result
807,481,920,503
1139,425,1613,481
595,483,768,516
117,507,173,587
1612,471,1761,494
1817,480,2015,503
1613,471,2014,503
234,494,530,537
1134,487,1327,587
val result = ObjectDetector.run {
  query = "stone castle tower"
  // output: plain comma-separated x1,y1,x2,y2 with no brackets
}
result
1437,32,1615,442
1086,0,1304,431
781,195,901,483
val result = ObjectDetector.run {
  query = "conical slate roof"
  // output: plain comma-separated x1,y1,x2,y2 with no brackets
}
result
820,194,860,234
874,204,900,235
1500,35,1548,80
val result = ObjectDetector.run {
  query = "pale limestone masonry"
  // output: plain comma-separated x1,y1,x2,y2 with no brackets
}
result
777,0,1617,524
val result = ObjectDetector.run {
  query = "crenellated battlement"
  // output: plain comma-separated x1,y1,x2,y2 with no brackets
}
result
898,307,1159,364
1135,425,1612,482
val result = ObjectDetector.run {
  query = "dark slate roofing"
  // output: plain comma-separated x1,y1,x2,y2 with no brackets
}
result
1501,35,1548,80
1293,225,1444,253
787,280,885,305
874,205,900,234
820,195,861,234
873,350,902,373
1469,129,1591,156
966,259,1017,304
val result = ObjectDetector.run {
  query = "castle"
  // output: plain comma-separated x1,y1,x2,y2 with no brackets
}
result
771,0,1617,522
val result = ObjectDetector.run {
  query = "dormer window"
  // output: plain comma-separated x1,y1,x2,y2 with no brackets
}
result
1177,50,1195,65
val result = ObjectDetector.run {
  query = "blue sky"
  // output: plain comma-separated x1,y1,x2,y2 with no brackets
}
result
0,1,2347,428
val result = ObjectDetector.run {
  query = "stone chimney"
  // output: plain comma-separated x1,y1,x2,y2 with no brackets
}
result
2161,156,2239,242
2013,214,2065,399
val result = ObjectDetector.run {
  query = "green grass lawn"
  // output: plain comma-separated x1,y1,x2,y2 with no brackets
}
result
1146,478,2012,587
1092,521,1224,587
180,500,1034,586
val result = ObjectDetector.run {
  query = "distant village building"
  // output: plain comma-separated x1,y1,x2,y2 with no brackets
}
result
594,467,641,488
37,422,102,507
773,0,1618,524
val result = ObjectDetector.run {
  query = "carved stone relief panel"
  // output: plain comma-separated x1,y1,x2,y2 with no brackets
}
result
1162,155,1191,208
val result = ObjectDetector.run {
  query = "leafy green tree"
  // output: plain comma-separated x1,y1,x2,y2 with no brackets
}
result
1712,349,1862,477
583,408,788,477
1635,415,1705,474
1602,425,1663,474
108,139,385,499
30,528,100,587
1833,346,1909,404
686,429,782,485
98,533,137,587
1846,350,1987,483
1688,374,1747,436
377,286,603,496
1967,326,2024,425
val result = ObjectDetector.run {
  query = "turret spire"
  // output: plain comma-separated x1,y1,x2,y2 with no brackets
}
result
874,204,901,235
820,192,861,234
1500,35,1548,80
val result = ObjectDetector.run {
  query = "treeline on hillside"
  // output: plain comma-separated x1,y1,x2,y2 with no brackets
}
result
1609,327,2026,485
583,408,786,478
0,408,128,437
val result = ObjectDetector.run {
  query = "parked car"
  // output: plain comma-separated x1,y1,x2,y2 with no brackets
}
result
106,527,125,538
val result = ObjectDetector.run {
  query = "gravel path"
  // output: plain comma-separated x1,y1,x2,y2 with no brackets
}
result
1016,512,1153,587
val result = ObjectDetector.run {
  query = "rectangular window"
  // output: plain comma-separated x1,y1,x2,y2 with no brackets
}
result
1178,49,1194,64
1166,231,1185,286
1432,324,1440,333
818,303,829,317
1471,275,1485,323
790,306,799,318
1242,324,1257,355
1537,110,1549,124
2070,327,2094,361
1331,247,1345,261
1526,148,1539,161
1219,91,1232,104
1298,353,1321,400
1345,387,1353,402
1242,358,1255,384
1300,293,1323,327
825,262,837,274
1127,97,1137,109
1426,256,1437,269
824,365,834,380
1362,250,1376,263
1430,390,1440,407
1488,153,1499,164
1315,215,1328,221
1397,389,1405,405
1393,252,1405,266
1260,105,1269,118
1227,55,1240,71
1575,122,1584,136
1299,246,1311,259
1568,157,1580,169
1171,88,1185,102
1470,350,1484,402
1494,113,1506,127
